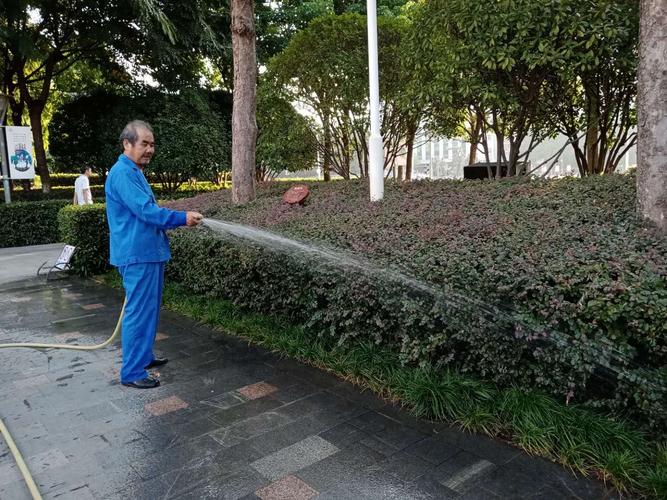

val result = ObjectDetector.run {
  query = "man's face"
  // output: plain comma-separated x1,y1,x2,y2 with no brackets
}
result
123,128,155,168
84,168,92,177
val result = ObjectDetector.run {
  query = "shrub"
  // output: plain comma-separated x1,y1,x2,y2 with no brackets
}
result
0,200,69,248
0,186,106,202
40,173,103,187
58,204,110,276
60,174,666,434
1,183,221,202
164,173,667,435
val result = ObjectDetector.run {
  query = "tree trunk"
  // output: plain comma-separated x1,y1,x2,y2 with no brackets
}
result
638,0,667,231
10,96,24,127
322,111,332,181
585,89,600,176
231,0,257,205
28,103,51,192
404,126,415,181
468,110,482,165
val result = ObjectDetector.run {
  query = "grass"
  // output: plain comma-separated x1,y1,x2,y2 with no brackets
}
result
100,271,665,498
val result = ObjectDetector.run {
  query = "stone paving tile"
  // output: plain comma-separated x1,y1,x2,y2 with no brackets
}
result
0,277,621,500
81,302,105,310
14,374,50,390
55,331,81,341
295,442,387,492
169,464,267,500
255,474,319,500
405,434,462,465
432,450,496,494
200,390,249,410
144,394,189,416
377,450,434,482
238,381,279,400
251,435,340,480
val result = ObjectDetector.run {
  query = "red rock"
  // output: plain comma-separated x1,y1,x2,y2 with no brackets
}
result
283,185,310,205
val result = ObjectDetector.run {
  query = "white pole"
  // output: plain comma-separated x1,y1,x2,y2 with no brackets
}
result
367,0,384,201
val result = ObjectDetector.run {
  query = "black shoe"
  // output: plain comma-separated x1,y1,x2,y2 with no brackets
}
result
122,376,160,389
145,357,168,369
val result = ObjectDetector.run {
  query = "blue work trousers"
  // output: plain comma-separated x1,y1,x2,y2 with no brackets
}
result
118,262,164,383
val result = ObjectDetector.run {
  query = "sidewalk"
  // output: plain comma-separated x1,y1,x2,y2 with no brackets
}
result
0,243,65,284
0,275,621,499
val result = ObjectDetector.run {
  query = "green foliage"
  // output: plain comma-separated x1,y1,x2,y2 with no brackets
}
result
256,83,318,180
49,88,231,190
407,0,639,175
40,173,104,187
48,91,126,175
267,13,418,178
57,205,110,276
1,182,220,202
163,173,666,435
0,200,69,248
150,88,230,190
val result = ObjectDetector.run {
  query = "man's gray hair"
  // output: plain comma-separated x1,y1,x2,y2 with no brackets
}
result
119,120,153,149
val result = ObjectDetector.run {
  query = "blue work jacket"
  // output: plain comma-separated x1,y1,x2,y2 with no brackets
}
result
105,154,187,266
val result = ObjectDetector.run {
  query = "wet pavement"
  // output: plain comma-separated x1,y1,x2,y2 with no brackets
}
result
0,243,64,283
0,276,621,499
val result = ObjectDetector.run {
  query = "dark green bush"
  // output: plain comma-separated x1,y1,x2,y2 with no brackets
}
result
1,184,220,202
0,185,105,202
58,174,666,434
43,173,103,187
164,173,667,436
0,200,69,248
57,204,110,276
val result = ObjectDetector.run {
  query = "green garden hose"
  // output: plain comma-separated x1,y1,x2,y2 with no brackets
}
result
0,300,126,500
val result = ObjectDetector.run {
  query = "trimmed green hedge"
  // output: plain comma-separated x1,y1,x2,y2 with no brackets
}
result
164,174,667,436
57,204,109,277
0,186,106,202
1,184,221,202
53,174,667,436
0,200,69,248
42,173,103,187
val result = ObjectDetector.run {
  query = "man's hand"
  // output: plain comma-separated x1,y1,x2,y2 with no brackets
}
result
186,211,204,226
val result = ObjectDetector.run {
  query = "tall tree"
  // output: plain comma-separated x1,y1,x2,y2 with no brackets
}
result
268,14,420,180
230,0,257,204
546,0,638,177
0,0,174,191
637,0,667,231
256,82,317,181
408,0,639,178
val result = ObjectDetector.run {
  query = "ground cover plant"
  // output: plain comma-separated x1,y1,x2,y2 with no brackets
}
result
164,173,666,439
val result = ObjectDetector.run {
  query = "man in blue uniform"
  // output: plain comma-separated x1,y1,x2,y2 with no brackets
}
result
106,120,203,389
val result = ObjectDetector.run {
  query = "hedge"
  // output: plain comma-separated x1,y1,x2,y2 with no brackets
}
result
164,174,667,436
57,204,109,277
0,186,106,202
1,183,221,202
54,174,667,436
0,200,69,248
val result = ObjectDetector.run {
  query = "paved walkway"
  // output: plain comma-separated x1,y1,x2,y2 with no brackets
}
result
0,243,64,283
0,275,621,499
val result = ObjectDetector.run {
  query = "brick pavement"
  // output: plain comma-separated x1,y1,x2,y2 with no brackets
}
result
0,278,621,499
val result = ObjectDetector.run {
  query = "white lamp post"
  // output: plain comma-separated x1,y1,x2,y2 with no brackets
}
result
367,0,384,201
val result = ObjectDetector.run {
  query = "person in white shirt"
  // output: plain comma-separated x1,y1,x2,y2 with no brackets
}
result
73,167,94,205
